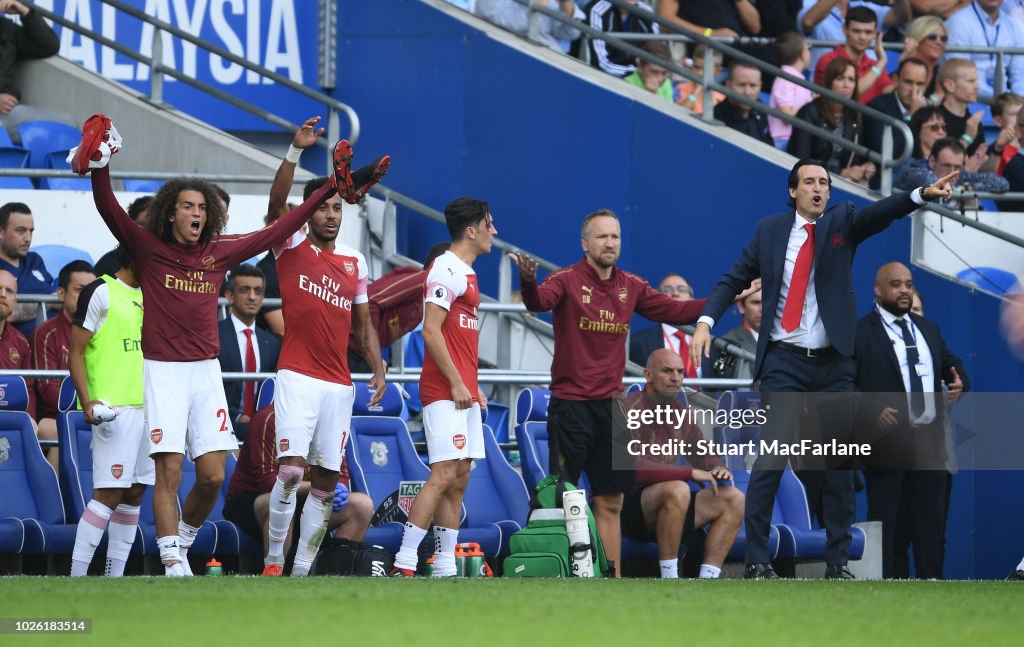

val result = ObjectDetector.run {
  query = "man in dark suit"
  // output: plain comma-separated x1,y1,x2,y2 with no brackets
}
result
863,58,929,165
709,287,761,382
629,273,696,372
218,264,280,441
691,158,956,579
854,262,967,579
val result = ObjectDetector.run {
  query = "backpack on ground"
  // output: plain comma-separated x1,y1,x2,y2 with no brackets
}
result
504,475,613,578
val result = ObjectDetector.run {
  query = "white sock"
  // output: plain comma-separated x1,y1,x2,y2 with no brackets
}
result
394,522,427,571
177,520,199,577
1017,555,1024,572
699,564,722,579
158,535,181,572
290,488,333,577
104,504,139,577
659,558,679,579
266,475,299,563
71,500,113,576
432,526,459,577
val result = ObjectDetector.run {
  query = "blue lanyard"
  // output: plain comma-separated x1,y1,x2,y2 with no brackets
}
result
971,1,1000,62
879,307,918,347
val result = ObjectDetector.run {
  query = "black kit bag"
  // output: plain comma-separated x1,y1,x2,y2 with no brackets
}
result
310,537,394,576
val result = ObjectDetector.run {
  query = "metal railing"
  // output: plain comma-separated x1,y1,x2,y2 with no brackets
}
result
24,0,360,168
517,0,914,195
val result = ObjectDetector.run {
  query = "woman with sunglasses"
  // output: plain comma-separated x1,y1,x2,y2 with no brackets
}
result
901,16,948,100
893,106,949,185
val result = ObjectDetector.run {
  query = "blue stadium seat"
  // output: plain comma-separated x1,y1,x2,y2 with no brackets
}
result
0,127,14,146
210,452,262,559
32,244,94,290
57,376,78,414
0,141,33,187
0,377,76,554
458,424,530,556
0,176,33,189
352,381,406,417
515,387,551,426
346,416,428,552
0,146,29,168
16,120,81,168
256,377,275,411
176,458,221,557
40,150,91,191
122,179,164,193
515,420,549,493
956,266,1020,295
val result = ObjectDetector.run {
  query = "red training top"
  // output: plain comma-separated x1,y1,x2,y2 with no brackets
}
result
31,313,71,419
90,167,333,361
0,321,33,417
521,258,705,400
366,266,426,349
625,389,724,487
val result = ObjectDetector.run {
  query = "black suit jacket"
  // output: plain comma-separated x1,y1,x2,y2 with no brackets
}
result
629,325,664,366
853,308,969,468
702,191,921,379
863,92,912,162
217,316,280,424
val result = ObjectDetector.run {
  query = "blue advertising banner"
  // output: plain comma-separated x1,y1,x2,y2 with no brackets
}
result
36,0,323,131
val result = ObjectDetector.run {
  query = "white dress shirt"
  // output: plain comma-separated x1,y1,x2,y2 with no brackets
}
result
660,323,702,377
946,1,1024,98
876,304,936,425
231,313,261,373
769,213,829,349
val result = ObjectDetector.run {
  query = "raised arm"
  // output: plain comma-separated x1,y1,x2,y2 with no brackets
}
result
800,0,838,35
90,167,144,247
13,2,60,61
266,116,324,225
850,171,957,243
510,252,565,313
222,173,337,265
635,284,706,325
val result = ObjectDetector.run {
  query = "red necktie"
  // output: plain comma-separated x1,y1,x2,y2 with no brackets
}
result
243,328,256,417
782,223,815,333
674,331,698,379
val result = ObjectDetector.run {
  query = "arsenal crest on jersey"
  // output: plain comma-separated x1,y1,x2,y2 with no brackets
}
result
111,464,123,479
343,261,355,275
150,428,163,444
280,439,290,452
453,434,467,450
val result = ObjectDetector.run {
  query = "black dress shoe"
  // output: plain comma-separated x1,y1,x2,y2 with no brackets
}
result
744,563,780,579
824,564,856,580
1007,569,1024,581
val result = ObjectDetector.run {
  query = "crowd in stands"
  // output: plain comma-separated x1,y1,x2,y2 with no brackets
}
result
0,1,1016,581
456,0,1024,208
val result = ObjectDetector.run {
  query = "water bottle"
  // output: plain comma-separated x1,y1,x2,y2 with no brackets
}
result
562,490,594,578
205,558,223,576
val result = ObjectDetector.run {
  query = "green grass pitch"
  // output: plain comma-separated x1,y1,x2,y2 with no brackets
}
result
1,577,1022,646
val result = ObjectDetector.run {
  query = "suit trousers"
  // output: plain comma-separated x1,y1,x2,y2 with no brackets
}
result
745,344,857,566
867,469,948,579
